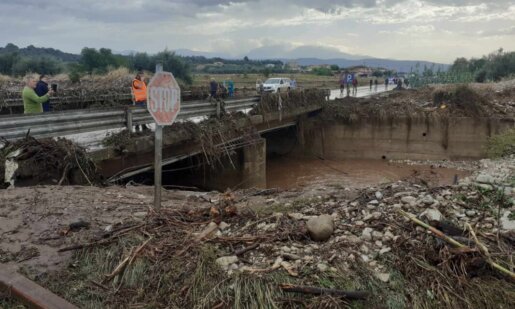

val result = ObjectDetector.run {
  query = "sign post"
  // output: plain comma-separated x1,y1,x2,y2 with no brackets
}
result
147,64,181,209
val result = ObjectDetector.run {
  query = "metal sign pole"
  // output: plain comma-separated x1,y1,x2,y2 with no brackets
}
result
154,63,163,209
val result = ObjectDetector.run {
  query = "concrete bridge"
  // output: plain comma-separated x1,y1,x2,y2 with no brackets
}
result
1,86,391,189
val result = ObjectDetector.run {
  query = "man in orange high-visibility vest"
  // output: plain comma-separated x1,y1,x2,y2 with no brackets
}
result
131,70,149,131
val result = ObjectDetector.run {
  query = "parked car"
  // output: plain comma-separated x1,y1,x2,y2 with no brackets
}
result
262,78,292,93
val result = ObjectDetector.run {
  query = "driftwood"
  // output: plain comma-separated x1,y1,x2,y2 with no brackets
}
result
233,243,259,256
279,284,368,300
399,209,515,280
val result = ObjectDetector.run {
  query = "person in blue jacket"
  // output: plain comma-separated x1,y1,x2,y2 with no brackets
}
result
35,74,52,112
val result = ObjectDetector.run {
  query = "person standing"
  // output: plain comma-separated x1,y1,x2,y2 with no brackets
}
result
352,77,358,96
228,80,234,97
35,74,51,112
369,79,373,91
22,74,52,114
339,75,345,97
384,78,389,90
131,70,148,131
210,78,218,99
374,79,378,92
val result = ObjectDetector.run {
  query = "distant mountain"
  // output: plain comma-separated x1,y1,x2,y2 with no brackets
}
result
174,49,234,59
0,43,80,62
292,57,450,73
247,45,368,60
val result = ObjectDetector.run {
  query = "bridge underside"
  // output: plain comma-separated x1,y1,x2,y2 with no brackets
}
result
94,105,322,189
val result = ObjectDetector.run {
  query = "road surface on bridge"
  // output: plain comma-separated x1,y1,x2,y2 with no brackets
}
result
329,85,390,100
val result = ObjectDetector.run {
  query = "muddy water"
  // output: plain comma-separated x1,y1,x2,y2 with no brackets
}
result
267,157,470,189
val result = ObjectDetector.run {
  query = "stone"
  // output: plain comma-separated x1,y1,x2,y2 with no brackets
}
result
216,256,238,268
500,211,515,230
383,230,395,241
478,184,493,191
218,222,230,230
421,195,435,205
375,191,383,200
355,220,365,227
346,235,362,244
362,227,374,241
465,210,476,217
317,263,329,272
420,208,443,222
401,196,417,204
476,174,495,184
288,213,305,220
369,199,379,205
307,214,334,241
375,272,391,283
379,247,392,255
372,231,383,240
375,241,383,247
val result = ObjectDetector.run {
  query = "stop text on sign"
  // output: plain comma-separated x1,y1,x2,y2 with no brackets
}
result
149,87,179,113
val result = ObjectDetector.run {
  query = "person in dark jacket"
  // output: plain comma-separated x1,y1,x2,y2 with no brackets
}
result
35,74,51,112
209,78,218,100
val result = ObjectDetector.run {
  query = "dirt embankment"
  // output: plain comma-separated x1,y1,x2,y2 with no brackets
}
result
321,82,515,124
1,156,514,308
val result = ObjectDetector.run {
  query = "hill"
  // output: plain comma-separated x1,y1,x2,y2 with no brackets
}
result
0,43,80,62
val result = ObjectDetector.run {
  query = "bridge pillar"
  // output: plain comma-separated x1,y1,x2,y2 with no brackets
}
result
241,137,266,188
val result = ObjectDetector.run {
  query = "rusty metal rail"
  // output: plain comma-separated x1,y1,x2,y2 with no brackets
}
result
0,268,78,309
0,97,260,141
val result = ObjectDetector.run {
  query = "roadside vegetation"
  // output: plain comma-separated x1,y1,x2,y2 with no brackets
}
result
487,128,515,158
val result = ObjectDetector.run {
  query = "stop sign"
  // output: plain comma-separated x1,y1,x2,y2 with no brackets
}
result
147,71,181,126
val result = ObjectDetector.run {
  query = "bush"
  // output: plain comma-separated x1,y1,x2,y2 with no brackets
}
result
487,128,515,158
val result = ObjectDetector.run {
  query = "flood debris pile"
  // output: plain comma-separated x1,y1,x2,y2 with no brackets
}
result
252,89,327,116
0,136,99,187
324,83,515,124
31,157,515,308
102,112,260,170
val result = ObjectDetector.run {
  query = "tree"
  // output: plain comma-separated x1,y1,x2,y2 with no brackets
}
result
262,68,271,78
330,64,339,71
243,56,249,62
155,49,192,84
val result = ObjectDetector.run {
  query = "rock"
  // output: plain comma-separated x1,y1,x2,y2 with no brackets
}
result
216,256,238,268
369,199,379,205
375,272,391,283
478,184,493,191
288,213,305,220
420,208,443,222
218,222,230,230
375,241,383,247
307,214,334,241
346,235,362,244
362,227,374,241
465,210,476,217
483,223,494,229
401,196,417,204
355,220,365,227
500,211,515,230
280,246,291,253
476,174,495,184
375,191,383,200
317,263,329,272
383,230,395,241
379,247,392,255
372,231,383,240
421,195,435,205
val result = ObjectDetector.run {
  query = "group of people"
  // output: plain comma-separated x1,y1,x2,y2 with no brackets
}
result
22,74,54,114
339,75,359,97
209,78,234,99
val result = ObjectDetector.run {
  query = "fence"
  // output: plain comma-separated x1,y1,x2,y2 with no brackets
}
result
0,97,260,141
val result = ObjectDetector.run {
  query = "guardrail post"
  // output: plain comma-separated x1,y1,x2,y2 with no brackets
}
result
126,107,133,132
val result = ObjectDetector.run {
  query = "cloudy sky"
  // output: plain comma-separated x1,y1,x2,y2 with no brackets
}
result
1,0,514,63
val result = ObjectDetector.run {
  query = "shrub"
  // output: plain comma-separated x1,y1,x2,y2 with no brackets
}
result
487,128,515,158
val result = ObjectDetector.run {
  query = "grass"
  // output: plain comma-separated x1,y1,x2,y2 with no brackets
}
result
486,128,515,158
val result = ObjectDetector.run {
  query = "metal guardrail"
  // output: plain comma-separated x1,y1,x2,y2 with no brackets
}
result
0,97,260,141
